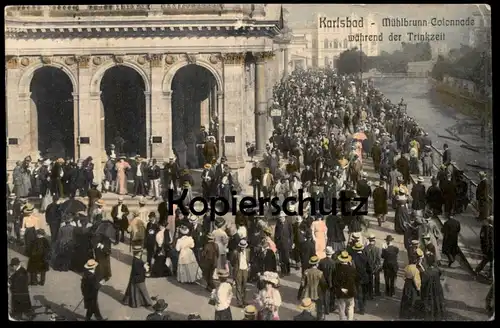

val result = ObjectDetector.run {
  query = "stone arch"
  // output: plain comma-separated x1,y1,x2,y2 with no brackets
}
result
162,59,223,93
90,59,150,94
18,61,77,95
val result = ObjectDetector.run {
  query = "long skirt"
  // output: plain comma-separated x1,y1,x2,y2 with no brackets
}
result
122,281,152,308
399,279,424,319
177,261,202,283
150,254,171,278
24,227,37,256
214,307,232,320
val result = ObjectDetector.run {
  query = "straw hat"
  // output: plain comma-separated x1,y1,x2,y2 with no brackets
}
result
8,193,16,199
298,298,315,311
352,242,364,251
309,255,319,265
337,251,352,263
217,269,230,278
188,214,198,223
43,159,51,166
204,163,212,169
84,259,98,269
417,176,424,182
423,233,431,240
23,204,35,214
56,158,65,164
118,196,124,202
261,271,279,285
152,299,168,312
244,305,257,316
263,226,273,235
325,246,334,256
238,239,248,248
95,199,105,206
179,226,189,235
132,245,143,252
416,248,424,258
351,232,361,240
411,240,420,246
207,232,215,241
367,234,376,241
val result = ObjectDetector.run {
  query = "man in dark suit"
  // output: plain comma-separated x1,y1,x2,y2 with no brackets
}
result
441,215,461,267
111,197,129,245
132,157,147,197
230,239,250,308
163,157,179,196
294,298,317,321
318,246,337,315
475,217,494,278
333,251,358,320
145,213,159,269
9,258,33,320
475,171,490,221
274,212,293,276
381,235,399,297
250,161,263,199
81,259,105,321
442,143,451,166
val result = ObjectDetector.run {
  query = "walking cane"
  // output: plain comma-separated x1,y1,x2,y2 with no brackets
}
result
72,297,85,315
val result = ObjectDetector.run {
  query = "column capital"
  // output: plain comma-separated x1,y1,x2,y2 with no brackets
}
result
89,91,102,99
253,51,275,64
222,52,245,65
163,91,172,98
18,92,31,99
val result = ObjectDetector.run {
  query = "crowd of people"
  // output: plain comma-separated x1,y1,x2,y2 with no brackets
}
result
8,68,494,321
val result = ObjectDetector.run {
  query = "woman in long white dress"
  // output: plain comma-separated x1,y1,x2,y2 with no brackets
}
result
175,226,202,283
255,271,282,320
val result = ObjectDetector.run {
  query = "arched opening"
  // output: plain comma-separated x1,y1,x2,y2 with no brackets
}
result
100,66,147,157
30,66,75,159
171,64,218,169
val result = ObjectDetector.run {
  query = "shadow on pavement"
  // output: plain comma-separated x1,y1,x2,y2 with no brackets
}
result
100,284,125,304
32,295,86,321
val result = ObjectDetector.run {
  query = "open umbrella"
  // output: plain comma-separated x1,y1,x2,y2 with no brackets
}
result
59,199,87,216
352,132,367,141
94,220,116,240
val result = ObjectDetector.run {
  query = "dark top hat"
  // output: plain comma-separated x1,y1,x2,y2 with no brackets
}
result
9,257,21,266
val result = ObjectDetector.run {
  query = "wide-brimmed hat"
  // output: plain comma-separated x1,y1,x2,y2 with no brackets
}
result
298,298,315,310
23,204,35,214
238,239,248,248
152,299,168,312
204,163,212,169
325,246,334,256
244,305,257,316
214,216,225,228
188,214,198,223
118,196,124,202
179,226,189,235
132,245,143,252
411,240,420,246
263,226,273,235
261,271,279,285
217,269,230,278
479,171,487,177
417,176,424,182
368,234,376,241
56,158,65,164
207,232,215,241
9,257,21,267
338,251,352,263
95,199,105,206
84,259,98,269
352,242,364,251
385,235,394,242
416,248,424,257
309,255,319,265
351,232,361,240
43,159,51,166
423,233,431,240
8,193,16,199
138,198,146,205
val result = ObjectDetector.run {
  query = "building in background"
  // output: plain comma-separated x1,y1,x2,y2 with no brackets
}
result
315,13,379,69
470,9,491,48
288,28,313,71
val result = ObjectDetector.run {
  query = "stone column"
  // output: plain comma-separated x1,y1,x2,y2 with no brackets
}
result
217,91,224,153
162,91,174,159
77,56,103,182
72,92,80,161
144,90,152,158
222,53,245,168
150,54,170,162
254,53,268,155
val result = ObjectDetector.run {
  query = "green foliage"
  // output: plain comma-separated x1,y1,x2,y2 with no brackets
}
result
336,48,369,75
366,42,430,74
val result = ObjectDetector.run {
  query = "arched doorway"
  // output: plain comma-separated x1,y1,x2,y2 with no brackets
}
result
30,66,75,159
100,66,147,157
171,64,218,168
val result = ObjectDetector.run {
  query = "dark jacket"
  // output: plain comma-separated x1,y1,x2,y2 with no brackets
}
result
381,245,399,273
333,263,358,299
81,270,101,308
411,183,426,211
318,257,336,289
479,224,494,259
274,220,293,249
352,251,371,284
326,215,346,243
9,267,32,314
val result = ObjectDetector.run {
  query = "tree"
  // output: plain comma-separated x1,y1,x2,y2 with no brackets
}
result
431,55,449,81
336,48,369,75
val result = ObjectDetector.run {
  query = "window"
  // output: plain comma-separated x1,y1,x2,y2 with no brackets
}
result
334,40,338,48
371,41,377,47
324,39,329,48
344,39,348,48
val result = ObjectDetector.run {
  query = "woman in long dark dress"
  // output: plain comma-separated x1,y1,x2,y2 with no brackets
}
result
394,191,410,234
420,253,446,320
93,233,112,282
400,248,424,319
71,216,94,272
150,222,172,277
123,246,154,308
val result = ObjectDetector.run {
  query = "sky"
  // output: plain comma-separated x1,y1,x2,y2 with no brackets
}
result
283,4,487,52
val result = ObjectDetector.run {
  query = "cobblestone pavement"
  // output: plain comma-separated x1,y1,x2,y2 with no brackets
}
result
8,162,491,321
